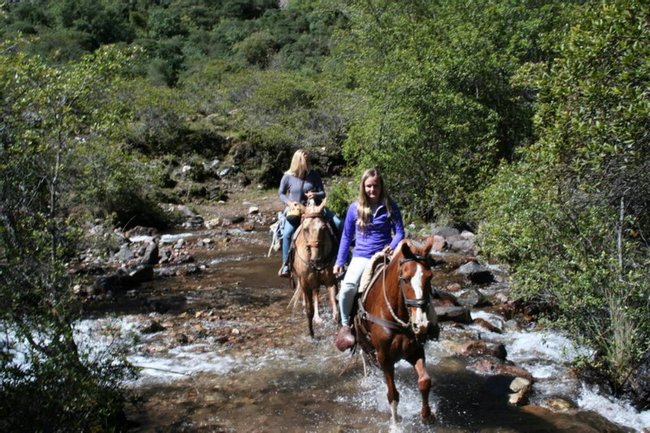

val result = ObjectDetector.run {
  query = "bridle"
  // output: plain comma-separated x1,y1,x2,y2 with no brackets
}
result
359,253,432,335
295,211,335,272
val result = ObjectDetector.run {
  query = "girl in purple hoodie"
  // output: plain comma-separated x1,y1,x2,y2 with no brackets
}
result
333,168,405,350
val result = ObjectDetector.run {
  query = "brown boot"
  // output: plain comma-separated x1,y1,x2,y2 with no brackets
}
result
334,325,355,352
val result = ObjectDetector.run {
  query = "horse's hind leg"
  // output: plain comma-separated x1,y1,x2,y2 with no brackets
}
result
413,357,433,422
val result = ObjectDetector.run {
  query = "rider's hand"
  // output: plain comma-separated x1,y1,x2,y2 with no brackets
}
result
382,245,392,255
333,265,344,277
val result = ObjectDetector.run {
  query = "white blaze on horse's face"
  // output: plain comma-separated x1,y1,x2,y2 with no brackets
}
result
305,218,326,261
409,264,430,336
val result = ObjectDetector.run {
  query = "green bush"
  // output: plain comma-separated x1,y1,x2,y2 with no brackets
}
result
477,0,650,390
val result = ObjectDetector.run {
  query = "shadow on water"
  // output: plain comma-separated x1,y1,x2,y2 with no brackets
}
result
429,361,558,432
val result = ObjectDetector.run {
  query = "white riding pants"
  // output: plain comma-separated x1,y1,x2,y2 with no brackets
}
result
338,256,370,327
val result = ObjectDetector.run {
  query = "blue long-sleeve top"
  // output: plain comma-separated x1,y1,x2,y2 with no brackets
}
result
335,200,405,267
278,169,326,206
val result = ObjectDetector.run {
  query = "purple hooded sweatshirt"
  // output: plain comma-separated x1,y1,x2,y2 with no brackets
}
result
335,200,405,267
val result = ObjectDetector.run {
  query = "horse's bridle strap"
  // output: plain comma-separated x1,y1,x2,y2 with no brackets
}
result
361,311,412,333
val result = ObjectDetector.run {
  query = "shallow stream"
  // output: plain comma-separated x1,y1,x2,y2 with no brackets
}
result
77,226,649,433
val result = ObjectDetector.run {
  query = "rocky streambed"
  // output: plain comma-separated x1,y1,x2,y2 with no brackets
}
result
75,191,648,433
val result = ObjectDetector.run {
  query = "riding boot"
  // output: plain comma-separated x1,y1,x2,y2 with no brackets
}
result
278,263,290,278
334,325,355,351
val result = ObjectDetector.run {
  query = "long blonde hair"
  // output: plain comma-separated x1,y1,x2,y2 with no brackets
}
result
286,149,310,179
357,168,392,231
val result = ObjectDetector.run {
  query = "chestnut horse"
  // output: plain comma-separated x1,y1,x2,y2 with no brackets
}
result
354,237,439,424
288,199,339,337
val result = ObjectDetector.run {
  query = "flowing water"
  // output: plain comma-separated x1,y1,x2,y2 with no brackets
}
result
75,227,649,433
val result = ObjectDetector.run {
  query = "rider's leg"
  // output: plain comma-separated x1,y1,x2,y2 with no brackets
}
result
338,256,370,326
335,256,369,351
322,207,342,239
279,219,298,275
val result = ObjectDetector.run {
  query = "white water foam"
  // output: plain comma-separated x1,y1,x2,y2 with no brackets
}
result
578,383,650,432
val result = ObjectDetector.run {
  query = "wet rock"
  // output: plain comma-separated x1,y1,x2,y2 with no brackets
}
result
621,348,650,410
223,215,245,225
115,244,135,262
470,357,534,382
432,226,460,238
432,288,460,305
204,217,222,229
183,215,205,228
454,261,495,284
435,305,472,324
520,405,628,433
126,226,159,238
126,264,154,284
453,340,507,360
473,317,503,334
543,396,578,412
456,287,491,308
141,241,159,265
430,234,448,252
197,238,213,247
141,320,166,334
176,264,200,276
509,376,532,405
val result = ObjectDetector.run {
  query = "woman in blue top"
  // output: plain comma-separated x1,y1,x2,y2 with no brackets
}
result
278,149,340,277
333,168,405,351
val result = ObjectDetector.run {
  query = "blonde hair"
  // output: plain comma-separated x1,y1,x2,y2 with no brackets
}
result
286,149,310,179
357,168,392,231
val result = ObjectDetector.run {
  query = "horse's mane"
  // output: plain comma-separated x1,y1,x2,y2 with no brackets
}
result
358,239,415,294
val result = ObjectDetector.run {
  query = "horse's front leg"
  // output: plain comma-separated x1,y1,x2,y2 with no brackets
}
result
326,282,339,324
312,288,323,325
378,352,400,424
304,287,315,338
413,357,433,422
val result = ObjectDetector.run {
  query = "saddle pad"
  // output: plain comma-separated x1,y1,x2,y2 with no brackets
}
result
358,251,388,293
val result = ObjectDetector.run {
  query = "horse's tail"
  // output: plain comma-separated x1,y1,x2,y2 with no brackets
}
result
287,274,302,310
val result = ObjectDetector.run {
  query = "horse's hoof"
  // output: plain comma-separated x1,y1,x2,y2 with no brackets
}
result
334,325,355,351
421,409,435,424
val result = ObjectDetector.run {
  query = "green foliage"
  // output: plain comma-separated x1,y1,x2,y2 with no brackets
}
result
336,0,576,222
233,30,276,67
477,0,650,389
0,41,160,431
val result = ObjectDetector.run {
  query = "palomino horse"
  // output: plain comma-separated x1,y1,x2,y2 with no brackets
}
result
288,199,339,337
354,237,439,424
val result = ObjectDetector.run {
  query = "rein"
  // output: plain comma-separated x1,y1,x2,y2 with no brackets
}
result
359,254,430,333
294,212,335,272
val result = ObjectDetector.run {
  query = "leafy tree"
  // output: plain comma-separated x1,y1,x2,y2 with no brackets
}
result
335,0,576,222
477,0,650,394
0,42,160,431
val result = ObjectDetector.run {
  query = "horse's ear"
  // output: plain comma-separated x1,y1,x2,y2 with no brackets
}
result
316,197,327,213
400,240,416,260
422,237,434,255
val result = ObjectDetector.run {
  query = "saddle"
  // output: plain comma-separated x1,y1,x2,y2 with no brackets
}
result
358,251,389,295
